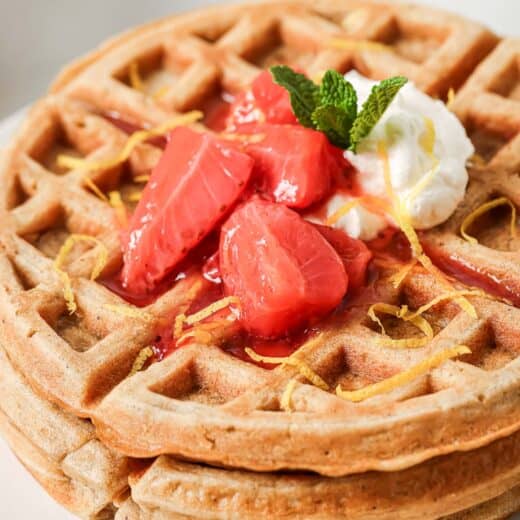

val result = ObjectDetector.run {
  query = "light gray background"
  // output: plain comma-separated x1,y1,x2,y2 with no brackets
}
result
0,1,518,519
0,0,518,118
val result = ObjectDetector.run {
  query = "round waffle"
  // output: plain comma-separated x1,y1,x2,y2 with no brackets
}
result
0,0,519,506
1,344,519,519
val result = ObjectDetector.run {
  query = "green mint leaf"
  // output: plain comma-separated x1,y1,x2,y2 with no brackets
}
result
319,70,357,123
312,105,353,148
349,76,408,152
270,65,319,128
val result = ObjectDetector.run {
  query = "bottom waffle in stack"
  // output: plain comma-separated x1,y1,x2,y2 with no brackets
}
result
1,345,519,519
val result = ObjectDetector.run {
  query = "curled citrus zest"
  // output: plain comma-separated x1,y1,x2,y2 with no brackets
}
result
177,328,214,346
153,85,170,101
388,259,417,288
103,303,152,321
328,37,392,53
133,175,150,183
129,346,154,377
127,191,142,202
446,87,456,110
184,296,240,326
108,191,128,227
336,345,471,402
129,62,145,92
460,197,517,245
54,234,108,314
377,141,476,317
368,303,433,349
83,177,108,202
325,198,361,226
244,348,329,391
56,111,203,172
174,313,187,339
468,153,486,168
281,378,298,412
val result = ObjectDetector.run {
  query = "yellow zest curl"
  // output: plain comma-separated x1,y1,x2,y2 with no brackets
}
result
129,346,154,377
460,197,517,245
127,191,142,203
83,177,108,202
103,304,152,321
388,259,417,289
177,328,214,346
245,347,329,391
336,345,471,402
281,378,298,412
377,141,476,317
129,62,145,92
184,296,240,326
328,38,392,53
153,86,170,101
446,88,456,110
174,313,187,339
326,198,361,226
133,175,150,183
109,191,128,227
54,234,108,314
368,303,433,349
56,111,203,173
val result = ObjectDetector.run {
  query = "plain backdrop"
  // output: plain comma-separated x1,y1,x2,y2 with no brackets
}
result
0,1,518,519
0,0,518,118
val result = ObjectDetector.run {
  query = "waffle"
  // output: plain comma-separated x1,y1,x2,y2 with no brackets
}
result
2,341,520,520
0,0,519,516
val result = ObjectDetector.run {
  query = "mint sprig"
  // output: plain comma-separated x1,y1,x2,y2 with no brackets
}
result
270,65,407,153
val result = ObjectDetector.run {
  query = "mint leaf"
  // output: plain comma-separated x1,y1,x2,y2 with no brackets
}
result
319,70,357,123
270,65,319,128
312,105,352,148
349,76,407,152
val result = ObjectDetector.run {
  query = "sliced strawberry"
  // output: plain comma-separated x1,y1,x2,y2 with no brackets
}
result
246,124,345,209
314,224,373,293
220,198,348,337
226,70,298,130
122,127,253,293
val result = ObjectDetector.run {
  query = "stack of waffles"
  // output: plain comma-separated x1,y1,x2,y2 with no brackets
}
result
0,1,519,518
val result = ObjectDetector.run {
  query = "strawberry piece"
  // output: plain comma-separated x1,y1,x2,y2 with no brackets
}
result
220,198,348,337
122,127,253,293
314,224,373,293
246,124,345,209
226,70,298,130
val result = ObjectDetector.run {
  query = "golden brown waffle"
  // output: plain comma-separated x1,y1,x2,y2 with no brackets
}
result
2,10,520,520
0,348,130,519
2,339,520,520
1,0,515,478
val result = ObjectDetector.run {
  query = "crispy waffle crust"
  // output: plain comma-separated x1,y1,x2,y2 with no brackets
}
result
0,0,520,506
1,342,520,520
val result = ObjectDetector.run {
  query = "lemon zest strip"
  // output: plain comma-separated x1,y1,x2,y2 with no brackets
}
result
460,197,517,245
388,259,417,289
129,62,145,92
174,313,187,339
129,346,154,377
56,111,203,172
368,303,433,349
244,348,329,391
54,234,108,314
184,296,240,326
153,86,170,101
103,303,152,321
133,175,150,183
177,328,214,346
281,378,298,412
108,191,128,227
127,191,142,202
377,141,476,317
446,88,456,110
83,177,108,202
328,37,392,53
325,198,361,227
336,345,470,402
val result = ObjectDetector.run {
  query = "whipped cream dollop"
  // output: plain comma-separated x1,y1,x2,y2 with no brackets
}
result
309,71,474,240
